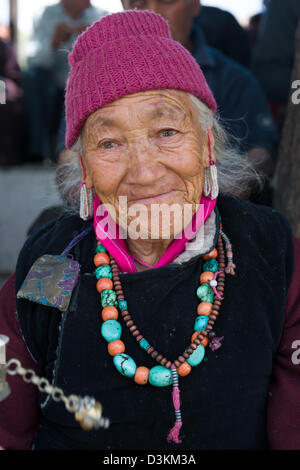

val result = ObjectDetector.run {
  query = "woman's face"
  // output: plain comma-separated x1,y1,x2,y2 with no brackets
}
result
81,89,213,240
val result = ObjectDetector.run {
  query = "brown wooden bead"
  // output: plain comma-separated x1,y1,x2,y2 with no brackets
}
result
206,324,213,330
174,360,181,368
210,314,218,321
191,343,197,350
123,315,131,322
160,358,168,366
183,351,190,359
121,310,129,317
132,330,140,337
147,346,154,355
136,335,143,342
113,281,121,287
191,331,202,343
177,355,186,364
186,347,193,354
129,325,137,332
117,295,125,300
126,320,134,327
165,361,172,369
194,338,201,345
156,354,163,363
214,300,222,306
151,351,159,359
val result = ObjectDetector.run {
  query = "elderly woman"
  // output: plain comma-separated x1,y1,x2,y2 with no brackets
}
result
0,10,299,451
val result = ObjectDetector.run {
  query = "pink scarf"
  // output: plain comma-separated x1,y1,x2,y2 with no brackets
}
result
93,194,216,273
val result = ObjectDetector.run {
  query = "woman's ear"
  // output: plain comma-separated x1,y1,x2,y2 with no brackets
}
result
204,129,216,167
78,154,93,189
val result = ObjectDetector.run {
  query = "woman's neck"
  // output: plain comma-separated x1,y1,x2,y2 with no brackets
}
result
126,238,173,272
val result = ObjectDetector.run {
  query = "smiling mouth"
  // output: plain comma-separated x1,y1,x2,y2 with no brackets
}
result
128,190,179,205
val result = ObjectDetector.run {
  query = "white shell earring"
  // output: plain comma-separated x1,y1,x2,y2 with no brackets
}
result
204,161,219,200
203,133,219,200
80,182,94,220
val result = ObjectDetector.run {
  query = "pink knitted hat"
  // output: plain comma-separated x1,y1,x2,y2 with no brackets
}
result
65,10,217,149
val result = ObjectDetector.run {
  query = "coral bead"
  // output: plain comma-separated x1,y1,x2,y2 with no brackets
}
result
177,362,192,377
197,302,213,316
191,331,200,343
203,248,218,260
107,340,125,356
191,331,209,347
200,271,214,284
102,306,118,321
134,366,149,385
96,278,113,293
94,253,110,267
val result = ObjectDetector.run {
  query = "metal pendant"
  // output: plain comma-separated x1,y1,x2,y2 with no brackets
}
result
75,397,109,431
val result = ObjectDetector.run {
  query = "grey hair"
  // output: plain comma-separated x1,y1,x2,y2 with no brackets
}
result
187,94,263,197
56,92,263,212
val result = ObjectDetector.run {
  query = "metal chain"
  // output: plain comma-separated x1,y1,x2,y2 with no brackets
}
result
5,359,111,426
6,358,81,412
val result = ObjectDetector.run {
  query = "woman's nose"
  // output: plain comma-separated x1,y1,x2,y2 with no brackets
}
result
126,139,166,185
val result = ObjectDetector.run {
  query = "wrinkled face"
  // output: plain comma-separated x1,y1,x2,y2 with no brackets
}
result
121,0,201,47
81,89,213,240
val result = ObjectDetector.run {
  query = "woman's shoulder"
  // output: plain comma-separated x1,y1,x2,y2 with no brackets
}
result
15,213,88,292
218,193,293,237
217,192,295,286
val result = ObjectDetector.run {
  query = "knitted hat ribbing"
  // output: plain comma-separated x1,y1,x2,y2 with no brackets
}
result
65,10,217,149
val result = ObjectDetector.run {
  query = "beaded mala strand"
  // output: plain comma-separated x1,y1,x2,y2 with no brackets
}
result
94,224,235,444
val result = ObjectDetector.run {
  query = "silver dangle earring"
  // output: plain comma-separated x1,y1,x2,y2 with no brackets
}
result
80,182,93,220
203,133,219,200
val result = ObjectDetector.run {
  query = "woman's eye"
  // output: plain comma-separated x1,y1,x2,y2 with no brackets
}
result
160,129,178,137
98,140,116,149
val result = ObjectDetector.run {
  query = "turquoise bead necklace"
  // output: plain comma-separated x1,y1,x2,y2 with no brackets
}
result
95,222,234,443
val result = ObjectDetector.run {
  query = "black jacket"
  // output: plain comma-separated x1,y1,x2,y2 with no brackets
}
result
15,194,294,450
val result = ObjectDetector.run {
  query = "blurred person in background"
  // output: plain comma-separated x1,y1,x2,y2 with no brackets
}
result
22,0,107,163
0,38,26,166
194,5,251,68
252,0,300,129
247,0,270,49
